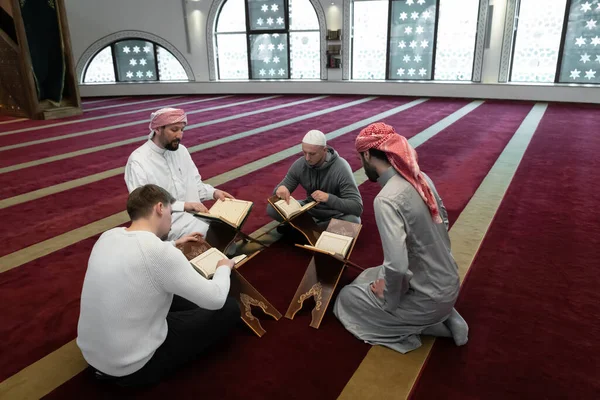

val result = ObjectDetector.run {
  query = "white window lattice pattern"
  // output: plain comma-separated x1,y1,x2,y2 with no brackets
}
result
217,0,247,33
217,34,250,79
83,43,189,83
352,0,389,80
157,47,189,81
83,46,115,83
215,0,320,80
290,0,319,30
434,0,480,81
291,32,320,78
510,0,568,82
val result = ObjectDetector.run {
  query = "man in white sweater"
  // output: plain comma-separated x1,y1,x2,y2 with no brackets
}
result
77,184,240,387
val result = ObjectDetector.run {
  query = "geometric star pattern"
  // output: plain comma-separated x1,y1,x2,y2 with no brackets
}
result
558,0,600,83
388,0,438,80
114,40,158,82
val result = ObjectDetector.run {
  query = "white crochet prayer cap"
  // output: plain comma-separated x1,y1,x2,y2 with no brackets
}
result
302,130,327,146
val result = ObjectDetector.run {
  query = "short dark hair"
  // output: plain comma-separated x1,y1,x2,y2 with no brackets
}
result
126,184,176,220
366,148,388,162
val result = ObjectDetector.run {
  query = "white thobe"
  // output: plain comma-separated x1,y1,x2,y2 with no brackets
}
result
124,140,216,240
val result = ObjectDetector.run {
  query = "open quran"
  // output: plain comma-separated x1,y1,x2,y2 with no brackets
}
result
189,247,247,279
195,198,253,229
299,231,354,258
272,196,317,220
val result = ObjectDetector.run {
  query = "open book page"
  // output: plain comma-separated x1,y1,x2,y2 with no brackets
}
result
314,231,353,258
189,248,248,278
274,197,316,219
208,199,253,227
231,254,247,264
189,247,228,279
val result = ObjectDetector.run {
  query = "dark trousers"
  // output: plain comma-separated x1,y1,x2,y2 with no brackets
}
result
93,295,240,387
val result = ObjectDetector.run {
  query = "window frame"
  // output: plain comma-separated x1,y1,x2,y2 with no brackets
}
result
83,38,188,83
244,0,292,79
507,0,600,85
351,0,481,81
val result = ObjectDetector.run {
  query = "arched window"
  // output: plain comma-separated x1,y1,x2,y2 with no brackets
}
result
507,0,600,84
351,0,482,81
215,0,321,79
83,39,190,83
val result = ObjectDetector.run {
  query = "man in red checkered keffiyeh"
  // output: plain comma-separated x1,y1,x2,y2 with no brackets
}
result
332,122,468,354
355,122,442,223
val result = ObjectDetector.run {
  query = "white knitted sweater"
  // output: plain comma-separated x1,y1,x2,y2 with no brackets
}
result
76,228,231,377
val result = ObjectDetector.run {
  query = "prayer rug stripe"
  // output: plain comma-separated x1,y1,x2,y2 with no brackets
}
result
82,96,175,111
0,97,399,256
0,118,27,125
0,96,183,135
409,102,600,399
0,95,284,156
0,95,329,198
0,95,232,140
0,96,185,137
0,97,484,397
81,96,128,106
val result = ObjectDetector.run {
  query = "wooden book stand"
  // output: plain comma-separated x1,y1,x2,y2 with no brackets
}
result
198,206,267,255
177,238,282,337
267,195,324,246
285,219,362,329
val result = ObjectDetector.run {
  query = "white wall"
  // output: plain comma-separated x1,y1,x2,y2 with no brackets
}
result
65,0,600,103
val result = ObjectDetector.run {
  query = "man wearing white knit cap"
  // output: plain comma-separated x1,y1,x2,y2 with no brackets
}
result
267,129,363,230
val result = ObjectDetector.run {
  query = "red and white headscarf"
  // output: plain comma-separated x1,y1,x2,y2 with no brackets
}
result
356,122,442,224
148,108,187,136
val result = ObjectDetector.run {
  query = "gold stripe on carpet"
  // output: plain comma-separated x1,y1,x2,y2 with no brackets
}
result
0,341,87,400
0,96,230,137
337,103,548,400
0,118,26,125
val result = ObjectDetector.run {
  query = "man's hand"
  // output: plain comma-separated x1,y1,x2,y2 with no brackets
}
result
311,190,329,203
214,189,235,201
370,279,385,299
174,232,203,247
276,185,291,204
217,258,235,270
184,202,209,214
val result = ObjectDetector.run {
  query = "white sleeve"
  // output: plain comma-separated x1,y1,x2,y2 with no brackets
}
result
185,149,216,201
124,160,149,193
150,244,231,310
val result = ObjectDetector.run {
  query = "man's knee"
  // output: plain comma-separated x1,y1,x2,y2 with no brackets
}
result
222,297,240,321
266,203,284,222
340,214,361,224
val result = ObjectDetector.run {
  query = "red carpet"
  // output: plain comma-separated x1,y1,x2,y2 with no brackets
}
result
410,102,600,399
3,96,597,400
41,100,534,398
2,97,529,397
